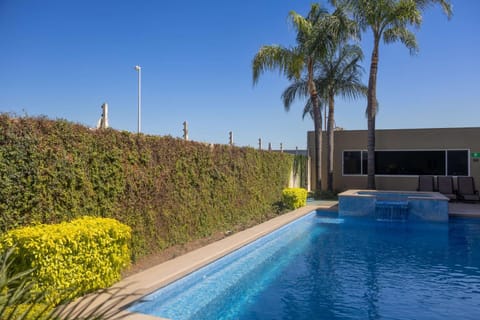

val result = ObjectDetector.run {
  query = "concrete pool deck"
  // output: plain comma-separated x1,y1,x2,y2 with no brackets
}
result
67,200,480,319
449,201,480,217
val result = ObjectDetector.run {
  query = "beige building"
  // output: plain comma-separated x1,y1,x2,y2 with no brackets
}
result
307,127,480,192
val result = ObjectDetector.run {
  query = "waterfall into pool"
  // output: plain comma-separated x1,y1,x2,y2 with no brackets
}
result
375,199,409,221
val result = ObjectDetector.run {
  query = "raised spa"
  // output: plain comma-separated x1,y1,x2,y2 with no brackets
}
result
338,190,449,221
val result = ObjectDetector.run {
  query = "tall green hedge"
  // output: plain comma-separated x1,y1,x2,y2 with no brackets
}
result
0,115,293,259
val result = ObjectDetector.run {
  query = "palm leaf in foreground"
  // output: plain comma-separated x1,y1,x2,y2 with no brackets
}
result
1,247,141,320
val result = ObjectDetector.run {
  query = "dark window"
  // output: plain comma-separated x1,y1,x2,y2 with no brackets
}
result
342,149,469,176
362,151,368,175
343,151,362,174
447,150,468,176
375,151,446,175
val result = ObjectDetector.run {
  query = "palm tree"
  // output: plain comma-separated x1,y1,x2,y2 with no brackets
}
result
253,4,356,191
332,0,452,189
252,4,330,190
282,43,367,192
319,44,367,192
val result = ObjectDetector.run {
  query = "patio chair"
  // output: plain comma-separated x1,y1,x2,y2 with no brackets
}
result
437,176,457,201
457,176,480,201
417,175,435,192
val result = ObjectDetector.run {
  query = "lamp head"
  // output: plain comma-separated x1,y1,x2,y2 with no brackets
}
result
135,65,141,71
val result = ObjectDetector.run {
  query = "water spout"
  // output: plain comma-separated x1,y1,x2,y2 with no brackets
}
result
375,200,409,221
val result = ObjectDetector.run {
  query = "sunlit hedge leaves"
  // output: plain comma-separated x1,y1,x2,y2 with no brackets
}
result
0,217,131,305
282,188,308,209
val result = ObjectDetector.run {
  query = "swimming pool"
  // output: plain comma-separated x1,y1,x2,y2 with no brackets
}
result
128,211,480,319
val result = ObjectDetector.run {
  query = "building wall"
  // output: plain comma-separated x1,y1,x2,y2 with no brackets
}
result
307,127,480,192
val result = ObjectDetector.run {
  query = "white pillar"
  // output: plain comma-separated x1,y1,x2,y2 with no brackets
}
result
183,121,188,141
101,103,109,129
135,65,142,133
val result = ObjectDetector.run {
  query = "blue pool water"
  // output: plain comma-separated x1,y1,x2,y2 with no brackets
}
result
128,211,480,319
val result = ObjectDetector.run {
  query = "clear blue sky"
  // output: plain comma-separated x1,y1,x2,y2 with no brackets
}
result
1,0,478,149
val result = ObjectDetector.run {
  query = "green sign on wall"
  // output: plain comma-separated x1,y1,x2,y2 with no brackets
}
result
471,152,480,158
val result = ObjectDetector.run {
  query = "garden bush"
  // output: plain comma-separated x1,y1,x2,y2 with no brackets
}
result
0,115,293,259
0,248,52,320
0,217,131,304
313,189,338,200
282,188,308,210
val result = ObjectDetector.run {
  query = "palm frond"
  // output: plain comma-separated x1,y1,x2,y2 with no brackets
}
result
252,45,301,85
415,0,453,19
383,27,419,54
329,5,360,43
391,0,422,27
281,81,309,112
314,41,366,101
53,286,141,320
289,10,313,38
337,81,367,100
302,98,325,121
302,99,313,120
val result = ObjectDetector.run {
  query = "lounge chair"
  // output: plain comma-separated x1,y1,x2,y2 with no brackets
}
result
417,175,435,192
437,176,457,201
457,176,480,201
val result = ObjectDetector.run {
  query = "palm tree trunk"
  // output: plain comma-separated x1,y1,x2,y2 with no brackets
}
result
327,94,335,192
312,94,322,191
307,58,322,191
367,35,380,190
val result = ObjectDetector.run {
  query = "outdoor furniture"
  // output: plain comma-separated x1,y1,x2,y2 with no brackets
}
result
457,176,480,201
417,175,435,192
437,176,457,201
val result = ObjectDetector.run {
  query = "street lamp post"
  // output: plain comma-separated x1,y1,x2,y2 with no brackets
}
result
134,65,142,133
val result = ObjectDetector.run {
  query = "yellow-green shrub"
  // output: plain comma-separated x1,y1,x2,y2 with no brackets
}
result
282,188,308,210
0,217,131,304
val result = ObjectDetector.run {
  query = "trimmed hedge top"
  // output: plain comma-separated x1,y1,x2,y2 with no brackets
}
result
0,115,293,259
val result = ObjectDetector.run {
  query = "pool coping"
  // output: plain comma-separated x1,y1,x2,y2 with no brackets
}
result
65,202,333,320
448,202,480,218
338,189,450,201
